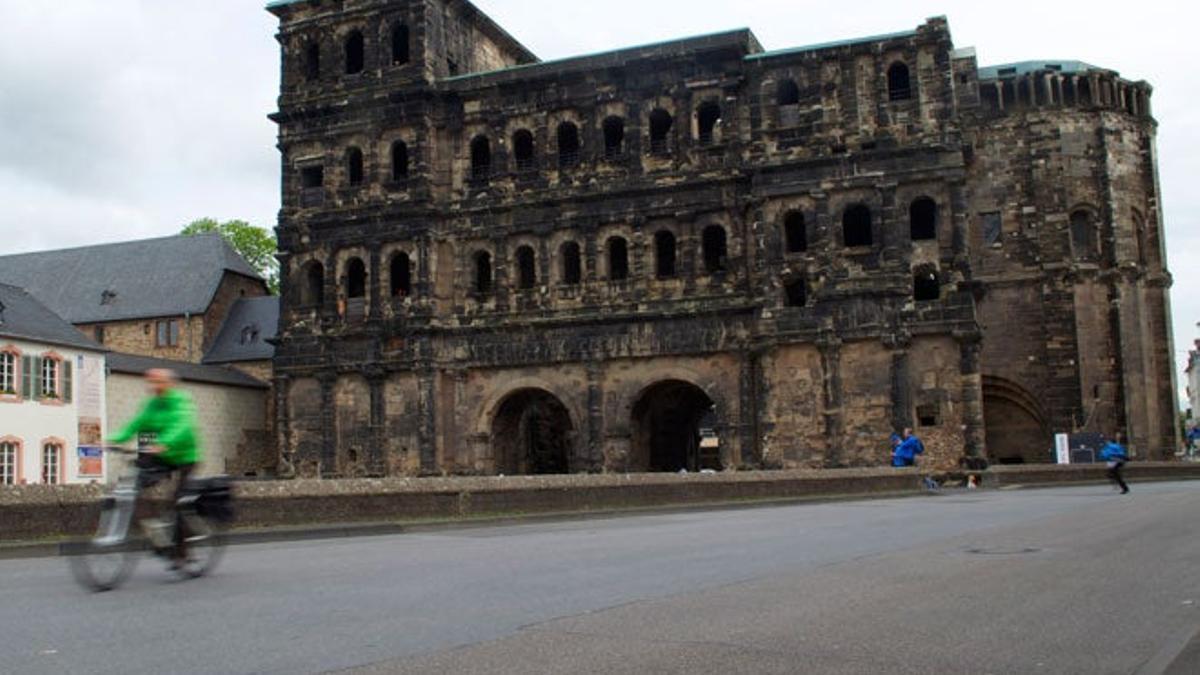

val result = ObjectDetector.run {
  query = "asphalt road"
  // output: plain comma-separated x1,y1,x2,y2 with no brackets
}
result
2,482,1199,674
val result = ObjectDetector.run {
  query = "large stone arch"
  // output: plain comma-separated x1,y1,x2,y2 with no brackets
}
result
629,378,721,473
488,388,578,475
983,376,1051,464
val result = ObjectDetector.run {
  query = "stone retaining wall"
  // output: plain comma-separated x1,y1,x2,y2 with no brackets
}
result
3,463,1198,542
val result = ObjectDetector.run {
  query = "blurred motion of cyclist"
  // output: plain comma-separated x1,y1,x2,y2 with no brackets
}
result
108,368,202,567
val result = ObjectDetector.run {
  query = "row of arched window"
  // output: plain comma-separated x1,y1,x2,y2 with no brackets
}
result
775,61,911,109
782,197,939,251
468,105,720,181
336,141,410,188
301,23,410,82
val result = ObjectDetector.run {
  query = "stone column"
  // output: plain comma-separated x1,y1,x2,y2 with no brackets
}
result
416,363,438,475
957,333,985,459
366,368,387,476
318,371,337,477
273,374,294,478
887,333,913,432
417,236,431,299
818,336,844,467
586,362,604,472
451,368,469,472
738,347,764,469
368,246,382,321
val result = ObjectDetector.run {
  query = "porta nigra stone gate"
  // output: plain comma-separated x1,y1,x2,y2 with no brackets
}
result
267,0,1177,478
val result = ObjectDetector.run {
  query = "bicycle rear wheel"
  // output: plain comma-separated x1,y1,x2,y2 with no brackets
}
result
173,513,226,579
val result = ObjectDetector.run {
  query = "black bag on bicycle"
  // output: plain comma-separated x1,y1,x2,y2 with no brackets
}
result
192,476,236,524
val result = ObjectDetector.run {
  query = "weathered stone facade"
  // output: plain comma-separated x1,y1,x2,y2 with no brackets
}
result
268,0,1176,477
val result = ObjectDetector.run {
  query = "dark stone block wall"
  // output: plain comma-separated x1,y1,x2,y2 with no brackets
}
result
266,0,1176,477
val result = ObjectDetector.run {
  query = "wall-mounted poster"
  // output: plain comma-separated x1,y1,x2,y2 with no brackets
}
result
78,446,103,477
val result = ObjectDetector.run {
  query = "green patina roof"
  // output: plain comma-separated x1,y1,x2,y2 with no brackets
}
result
744,29,919,61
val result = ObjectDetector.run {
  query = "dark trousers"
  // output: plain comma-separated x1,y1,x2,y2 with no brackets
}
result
170,463,196,558
1107,461,1129,493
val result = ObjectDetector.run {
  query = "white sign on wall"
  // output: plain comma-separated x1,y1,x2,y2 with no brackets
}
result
1055,433,1071,465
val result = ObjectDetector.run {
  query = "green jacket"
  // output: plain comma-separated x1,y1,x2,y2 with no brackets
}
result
109,388,201,467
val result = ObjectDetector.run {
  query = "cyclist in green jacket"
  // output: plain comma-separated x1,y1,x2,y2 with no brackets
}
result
109,368,202,566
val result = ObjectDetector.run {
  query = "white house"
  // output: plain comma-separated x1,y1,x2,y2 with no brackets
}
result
0,283,107,485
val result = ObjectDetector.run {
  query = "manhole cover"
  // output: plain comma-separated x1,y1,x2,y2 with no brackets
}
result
964,546,1042,556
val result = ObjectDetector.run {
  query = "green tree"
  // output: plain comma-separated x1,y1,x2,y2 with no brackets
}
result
182,218,279,294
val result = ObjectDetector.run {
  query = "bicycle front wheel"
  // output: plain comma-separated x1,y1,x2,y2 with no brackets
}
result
67,502,139,592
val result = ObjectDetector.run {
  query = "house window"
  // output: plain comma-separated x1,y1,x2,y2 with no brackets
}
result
516,246,537,289
391,141,409,181
887,62,912,101
94,326,105,344
561,242,582,285
649,109,673,155
843,204,873,247
42,442,61,485
696,101,721,146
474,251,493,295
784,212,807,253
345,31,365,75
155,320,180,348
607,237,629,281
603,117,625,159
0,441,16,485
654,230,677,278
512,130,535,171
0,352,15,394
702,225,728,274
916,404,940,427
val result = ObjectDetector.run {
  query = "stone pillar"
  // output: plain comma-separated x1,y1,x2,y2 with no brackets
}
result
819,336,844,467
368,246,382,320
957,333,985,458
417,363,438,475
738,347,764,469
888,334,913,432
417,236,431,299
274,374,294,478
318,371,337,476
586,362,604,472
450,368,469,472
366,368,387,476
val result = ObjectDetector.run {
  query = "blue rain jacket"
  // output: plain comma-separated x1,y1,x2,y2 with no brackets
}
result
1099,441,1128,462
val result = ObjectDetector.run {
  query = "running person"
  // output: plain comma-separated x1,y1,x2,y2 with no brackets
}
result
109,368,202,566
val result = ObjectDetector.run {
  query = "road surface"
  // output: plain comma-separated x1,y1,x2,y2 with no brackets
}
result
2,482,1199,674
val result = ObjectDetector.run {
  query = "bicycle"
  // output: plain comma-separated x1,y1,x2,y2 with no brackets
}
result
66,447,234,592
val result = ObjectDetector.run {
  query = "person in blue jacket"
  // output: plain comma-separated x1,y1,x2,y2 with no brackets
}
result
1099,436,1130,494
891,428,925,467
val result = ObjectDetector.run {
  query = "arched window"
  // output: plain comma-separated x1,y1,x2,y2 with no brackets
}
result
344,31,365,75
843,204,873,248
649,109,673,155
1070,210,1097,260
470,136,491,181
391,141,409,181
603,117,625,160
702,225,728,273
777,79,801,106
561,242,582,285
346,258,367,298
607,237,629,281
304,43,320,81
474,251,493,295
512,130,535,171
784,212,806,253
301,261,325,307
515,246,537,290
910,197,937,241
347,147,364,186
784,278,807,307
654,230,677,278
391,23,409,65
390,252,412,297
913,267,940,302
557,122,580,169
696,102,721,145
887,62,911,101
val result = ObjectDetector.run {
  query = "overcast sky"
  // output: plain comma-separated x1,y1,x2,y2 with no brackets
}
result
1,0,1197,398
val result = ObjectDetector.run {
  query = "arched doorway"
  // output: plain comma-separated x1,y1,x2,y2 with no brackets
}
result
983,376,1051,464
491,389,575,475
632,380,719,472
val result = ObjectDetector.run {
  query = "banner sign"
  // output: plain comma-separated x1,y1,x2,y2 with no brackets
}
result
1054,433,1071,465
78,446,103,477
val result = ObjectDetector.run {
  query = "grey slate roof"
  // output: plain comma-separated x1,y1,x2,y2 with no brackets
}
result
0,233,264,324
202,296,279,364
0,283,104,352
107,352,268,389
